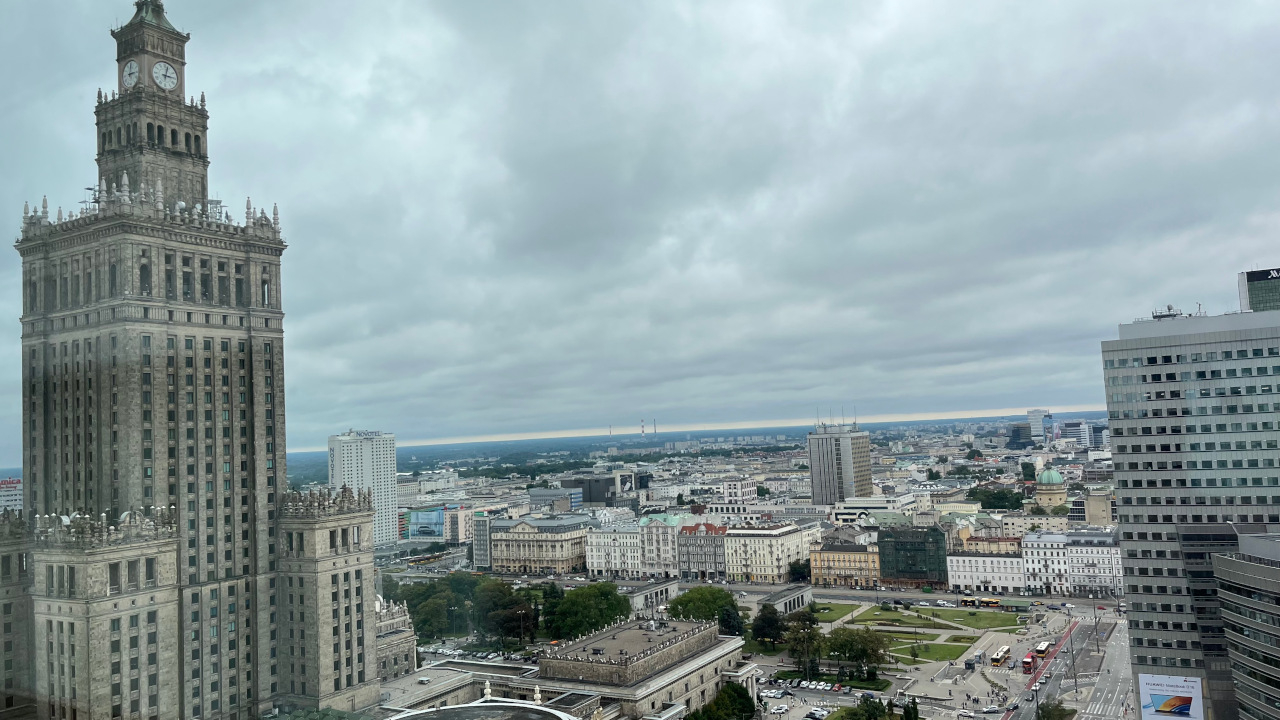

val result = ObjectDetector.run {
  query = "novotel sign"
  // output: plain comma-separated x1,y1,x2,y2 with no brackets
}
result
1246,268,1280,282
347,431,384,438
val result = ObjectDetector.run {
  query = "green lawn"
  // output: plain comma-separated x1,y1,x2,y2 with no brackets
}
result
850,607,949,628
947,634,981,644
920,609,1023,630
880,631,941,641
890,642,968,662
813,603,858,622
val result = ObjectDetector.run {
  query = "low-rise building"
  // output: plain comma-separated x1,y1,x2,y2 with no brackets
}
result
1064,528,1122,598
677,523,727,581
1022,532,1070,596
1000,513,1069,536
946,553,1026,595
640,514,689,578
487,515,595,575
725,523,809,583
759,585,813,615
810,542,880,588
721,477,760,503
586,524,642,579
877,527,948,588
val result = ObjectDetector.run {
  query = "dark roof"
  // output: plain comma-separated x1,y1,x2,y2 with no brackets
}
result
125,0,178,32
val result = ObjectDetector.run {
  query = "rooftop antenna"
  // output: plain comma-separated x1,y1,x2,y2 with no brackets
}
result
641,420,645,437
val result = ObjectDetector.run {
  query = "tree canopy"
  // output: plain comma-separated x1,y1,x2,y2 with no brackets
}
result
684,683,753,720
966,488,1024,510
751,604,785,648
668,586,739,623
544,583,631,640
1050,504,1071,516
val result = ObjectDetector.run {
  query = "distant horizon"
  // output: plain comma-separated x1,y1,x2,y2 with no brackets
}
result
286,403,1106,454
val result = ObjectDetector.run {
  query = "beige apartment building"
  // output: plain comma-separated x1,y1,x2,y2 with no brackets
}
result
488,516,593,575
810,543,880,588
724,524,810,584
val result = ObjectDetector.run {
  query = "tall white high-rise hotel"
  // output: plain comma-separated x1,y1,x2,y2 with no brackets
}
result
329,431,398,545
807,423,872,504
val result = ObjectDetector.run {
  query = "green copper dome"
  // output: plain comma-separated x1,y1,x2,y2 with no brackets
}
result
1037,468,1065,486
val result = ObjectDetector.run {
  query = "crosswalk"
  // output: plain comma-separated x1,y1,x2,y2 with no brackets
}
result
1076,685,1129,720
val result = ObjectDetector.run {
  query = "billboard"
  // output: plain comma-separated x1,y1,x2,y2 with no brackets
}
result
1138,674,1204,720
408,508,444,538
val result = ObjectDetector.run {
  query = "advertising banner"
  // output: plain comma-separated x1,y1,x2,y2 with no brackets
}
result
1138,674,1204,720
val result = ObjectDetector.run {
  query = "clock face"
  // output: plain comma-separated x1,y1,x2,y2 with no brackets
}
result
122,60,139,88
152,61,178,90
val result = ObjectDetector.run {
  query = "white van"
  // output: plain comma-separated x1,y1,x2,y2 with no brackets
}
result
418,677,432,685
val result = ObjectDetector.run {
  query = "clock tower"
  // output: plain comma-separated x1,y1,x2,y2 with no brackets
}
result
97,0,209,210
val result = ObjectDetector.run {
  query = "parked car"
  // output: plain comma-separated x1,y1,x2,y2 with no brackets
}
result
892,599,904,606
843,687,853,695
917,600,931,606
791,679,801,687
957,711,975,718
1063,603,1075,608
1047,604,1061,611
832,684,842,693
983,706,1000,714
771,705,789,715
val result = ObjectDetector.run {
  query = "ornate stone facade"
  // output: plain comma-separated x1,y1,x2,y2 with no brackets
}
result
10,3,381,719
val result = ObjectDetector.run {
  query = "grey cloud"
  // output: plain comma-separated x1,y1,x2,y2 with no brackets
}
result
2,1,1280,458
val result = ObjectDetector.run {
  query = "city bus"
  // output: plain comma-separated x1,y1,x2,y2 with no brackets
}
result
980,598,1001,608
991,646,1010,667
1022,652,1038,674
1035,641,1051,658
961,598,978,608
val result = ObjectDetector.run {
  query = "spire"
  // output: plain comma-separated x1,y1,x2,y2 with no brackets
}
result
272,203,279,227
56,207,63,223
200,92,205,109
155,178,164,209
245,197,252,224
123,0,178,32
41,196,48,218
22,201,28,218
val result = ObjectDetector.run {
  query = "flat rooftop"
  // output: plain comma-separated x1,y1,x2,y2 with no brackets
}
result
552,619,705,661
1114,309,1280,341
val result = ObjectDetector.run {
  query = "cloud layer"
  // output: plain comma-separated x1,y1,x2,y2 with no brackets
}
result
3,1,1280,458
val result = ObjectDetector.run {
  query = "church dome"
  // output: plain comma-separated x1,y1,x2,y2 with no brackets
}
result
1037,468,1065,486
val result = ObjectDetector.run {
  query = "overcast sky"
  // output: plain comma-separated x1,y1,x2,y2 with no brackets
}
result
2,1,1279,459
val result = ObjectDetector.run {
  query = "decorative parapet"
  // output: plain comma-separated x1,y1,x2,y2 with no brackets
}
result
31,506,178,549
280,484,373,519
543,620,718,667
17,179,283,246
0,509,27,541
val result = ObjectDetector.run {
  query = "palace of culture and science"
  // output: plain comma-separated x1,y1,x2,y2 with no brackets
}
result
2,2,380,718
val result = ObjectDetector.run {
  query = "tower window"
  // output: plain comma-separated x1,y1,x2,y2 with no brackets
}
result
157,125,165,146
171,129,179,147
195,135,202,156
185,132,192,152
147,123,155,144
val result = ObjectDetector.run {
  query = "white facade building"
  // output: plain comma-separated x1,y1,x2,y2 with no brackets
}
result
0,477,20,512
722,476,760,503
1027,409,1050,441
1022,532,1070,596
1064,530,1123,598
586,524,642,578
329,429,399,546
946,554,1027,594
639,514,689,578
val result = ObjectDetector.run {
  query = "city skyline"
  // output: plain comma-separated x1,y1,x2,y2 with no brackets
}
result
5,2,1280,464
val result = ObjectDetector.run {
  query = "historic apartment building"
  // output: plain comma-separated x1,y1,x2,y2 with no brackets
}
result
483,516,594,575
11,3,382,717
809,542,879,588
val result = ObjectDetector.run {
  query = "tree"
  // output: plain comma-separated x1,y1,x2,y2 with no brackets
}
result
966,488,1024,510
844,627,891,680
902,698,921,720
757,485,771,497
784,621,824,678
1029,505,1048,516
676,493,686,506
926,469,941,481
1050,504,1071,516
751,604,785,648
1021,462,1037,483
789,559,811,582
668,586,739,623
1036,699,1073,720
685,683,754,720
383,573,402,602
718,606,745,636
965,449,983,460
1028,523,1041,532
545,583,631,639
